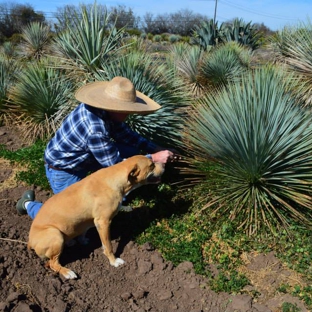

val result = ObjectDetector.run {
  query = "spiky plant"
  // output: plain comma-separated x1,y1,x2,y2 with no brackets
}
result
271,19,312,106
52,2,126,78
200,41,252,90
221,18,261,50
167,43,205,97
18,22,52,60
0,54,19,123
191,19,221,50
0,42,19,59
182,66,312,235
8,58,75,142
93,50,189,147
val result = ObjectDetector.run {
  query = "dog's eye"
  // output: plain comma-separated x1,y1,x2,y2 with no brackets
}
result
150,163,155,170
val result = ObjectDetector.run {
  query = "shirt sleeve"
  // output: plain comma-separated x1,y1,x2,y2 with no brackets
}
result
111,121,158,153
87,132,123,167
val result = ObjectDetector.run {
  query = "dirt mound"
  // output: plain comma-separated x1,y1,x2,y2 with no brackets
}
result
0,125,308,312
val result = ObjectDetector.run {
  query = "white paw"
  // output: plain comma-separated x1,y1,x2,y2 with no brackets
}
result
112,258,125,267
63,270,77,279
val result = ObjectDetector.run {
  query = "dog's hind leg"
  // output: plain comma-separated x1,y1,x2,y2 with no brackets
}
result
47,253,77,279
36,228,77,279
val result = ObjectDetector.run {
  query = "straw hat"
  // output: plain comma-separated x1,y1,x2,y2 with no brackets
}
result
75,76,161,114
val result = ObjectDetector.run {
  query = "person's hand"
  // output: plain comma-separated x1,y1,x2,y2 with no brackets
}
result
151,150,180,164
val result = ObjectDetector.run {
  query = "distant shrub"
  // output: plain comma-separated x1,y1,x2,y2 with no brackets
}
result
161,33,168,41
169,34,181,43
126,28,141,36
153,34,162,42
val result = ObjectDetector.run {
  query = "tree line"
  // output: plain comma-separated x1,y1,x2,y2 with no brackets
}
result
0,2,273,42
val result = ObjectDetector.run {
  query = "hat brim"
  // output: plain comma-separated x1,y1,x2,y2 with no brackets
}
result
75,81,161,115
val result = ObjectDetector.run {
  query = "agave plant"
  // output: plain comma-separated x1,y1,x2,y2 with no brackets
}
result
191,19,221,50
93,50,189,148
200,41,252,90
221,18,261,50
182,65,312,235
18,22,52,60
52,2,126,78
271,19,312,106
8,58,75,142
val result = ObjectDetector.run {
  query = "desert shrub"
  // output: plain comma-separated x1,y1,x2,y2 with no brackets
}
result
182,65,312,235
153,34,161,42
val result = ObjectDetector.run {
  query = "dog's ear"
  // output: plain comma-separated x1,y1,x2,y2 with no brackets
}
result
128,164,140,181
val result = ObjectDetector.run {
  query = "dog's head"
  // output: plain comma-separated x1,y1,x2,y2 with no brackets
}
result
126,155,165,189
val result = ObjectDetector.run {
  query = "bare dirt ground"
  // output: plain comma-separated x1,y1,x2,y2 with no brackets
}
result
0,125,309,312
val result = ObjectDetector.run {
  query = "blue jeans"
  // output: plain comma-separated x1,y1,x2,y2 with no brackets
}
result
26,143,141,219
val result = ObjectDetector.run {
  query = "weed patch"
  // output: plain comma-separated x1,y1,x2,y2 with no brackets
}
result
0,140,49,190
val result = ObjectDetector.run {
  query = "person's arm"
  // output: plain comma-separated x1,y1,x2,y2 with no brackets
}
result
112,122,179,164
111,121,158,153
87,132,123,167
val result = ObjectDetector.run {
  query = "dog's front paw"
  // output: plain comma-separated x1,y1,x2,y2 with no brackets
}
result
112,258,125,267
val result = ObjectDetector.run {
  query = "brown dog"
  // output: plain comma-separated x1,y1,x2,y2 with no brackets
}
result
28,155,165,279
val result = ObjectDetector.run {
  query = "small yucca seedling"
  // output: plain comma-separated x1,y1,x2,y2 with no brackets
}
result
182,66,312,235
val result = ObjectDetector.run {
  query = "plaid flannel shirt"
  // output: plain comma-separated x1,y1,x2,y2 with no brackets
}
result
44,103,157,171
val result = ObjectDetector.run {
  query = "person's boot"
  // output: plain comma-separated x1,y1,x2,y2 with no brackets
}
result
16,190,35,215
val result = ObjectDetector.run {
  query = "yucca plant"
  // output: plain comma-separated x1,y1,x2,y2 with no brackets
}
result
200,41,252,90
8,58,75,142
93,50,190,147
182,65,312,235
120,36,148,54
167,43,205,97
271,19,312,106
18,22,52,60
0,41,19,59
53,2,126,78
0,54,19,123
